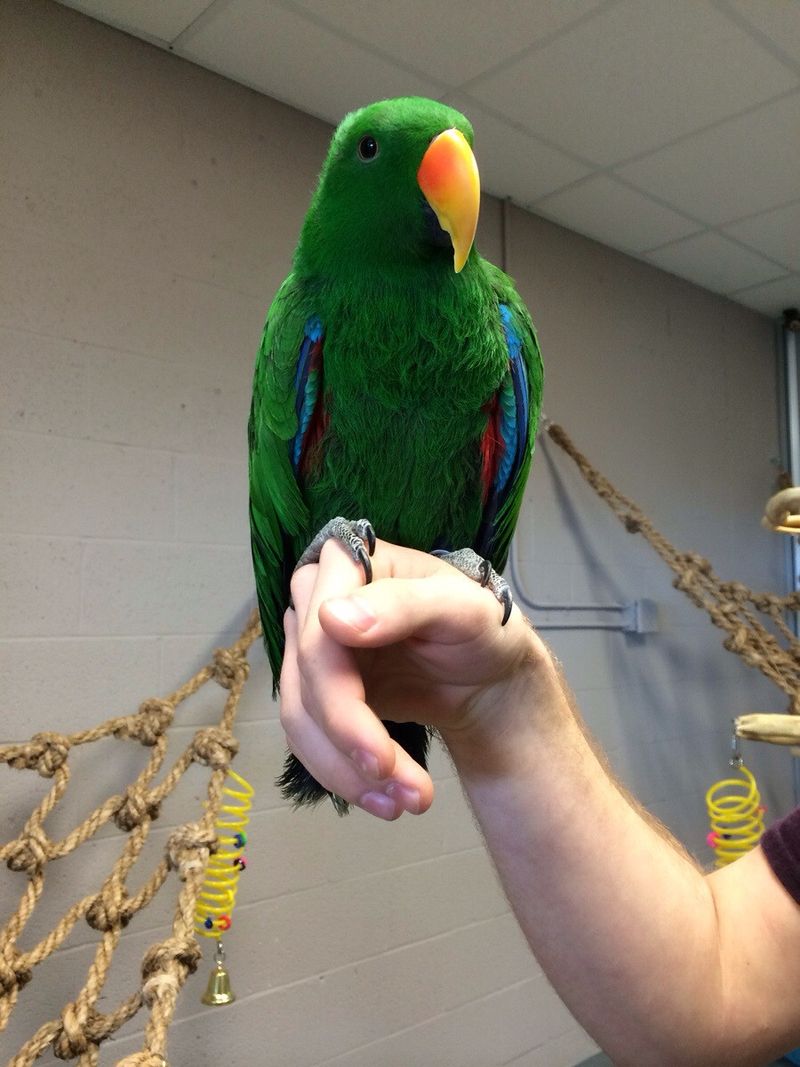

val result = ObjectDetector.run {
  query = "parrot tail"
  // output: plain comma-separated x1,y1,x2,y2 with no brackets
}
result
277,721,432,815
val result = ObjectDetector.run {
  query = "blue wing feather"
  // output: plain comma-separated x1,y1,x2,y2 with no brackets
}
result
498,303,530,495
475,303,533,562
291,316,324,472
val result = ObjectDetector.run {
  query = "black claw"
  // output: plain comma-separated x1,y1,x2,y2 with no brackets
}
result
356,544,373,584
479,558,492,587
364,523,376,557
500,589,513,626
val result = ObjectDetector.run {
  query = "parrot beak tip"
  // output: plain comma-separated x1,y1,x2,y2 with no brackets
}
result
417,128,480,274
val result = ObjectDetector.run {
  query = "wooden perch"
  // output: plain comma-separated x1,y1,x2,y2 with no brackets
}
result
735,713,800,746
762,487,800,534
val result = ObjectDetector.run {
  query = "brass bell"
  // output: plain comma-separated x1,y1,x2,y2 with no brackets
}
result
201,939,236,1006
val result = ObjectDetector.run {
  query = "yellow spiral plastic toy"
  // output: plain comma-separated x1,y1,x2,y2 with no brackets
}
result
195,769,254,938
705,762,765,868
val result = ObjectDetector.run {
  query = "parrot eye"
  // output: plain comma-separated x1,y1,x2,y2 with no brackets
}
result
357,135,379,162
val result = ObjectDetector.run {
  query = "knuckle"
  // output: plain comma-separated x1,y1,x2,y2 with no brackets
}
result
295,640,316,678
279,697,296,732
289,569,305,604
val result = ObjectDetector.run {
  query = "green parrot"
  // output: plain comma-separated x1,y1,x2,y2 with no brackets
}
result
248,96,543,812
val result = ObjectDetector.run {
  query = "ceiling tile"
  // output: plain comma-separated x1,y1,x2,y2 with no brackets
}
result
469,0,798,167
291,0,604,88
723,200,800,273
644,232,784,294
617,92,800,225
725,0,800,63
444,96,590,203
177,0,441,127
57,0,213,43
533,175,701,254
730,274,800,318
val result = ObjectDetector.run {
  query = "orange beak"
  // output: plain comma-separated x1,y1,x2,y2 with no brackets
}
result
417,128,480,273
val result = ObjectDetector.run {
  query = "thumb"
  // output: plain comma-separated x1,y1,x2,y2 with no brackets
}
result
319,574,509,648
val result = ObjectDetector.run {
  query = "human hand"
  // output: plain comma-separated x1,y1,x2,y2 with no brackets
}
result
280,537,546,820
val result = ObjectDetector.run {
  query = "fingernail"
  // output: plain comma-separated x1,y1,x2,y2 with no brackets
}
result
351,748,382,779
325,596,376,632
359,791,397,820
386,782,421,815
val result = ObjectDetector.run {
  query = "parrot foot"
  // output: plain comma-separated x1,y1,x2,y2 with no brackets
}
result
432,548,513,625
295,516,376,583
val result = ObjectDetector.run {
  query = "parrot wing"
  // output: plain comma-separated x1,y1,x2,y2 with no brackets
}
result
474,295,543,573
248,275,324,688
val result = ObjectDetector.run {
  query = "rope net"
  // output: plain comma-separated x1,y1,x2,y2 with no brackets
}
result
0,610,262,1067
546,423,800,716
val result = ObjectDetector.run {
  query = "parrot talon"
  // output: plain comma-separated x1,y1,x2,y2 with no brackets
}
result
433,547,513,625
500,587,513,626
479,557,492,588
354,519,377,557
355,543,373,584
294,516,376,585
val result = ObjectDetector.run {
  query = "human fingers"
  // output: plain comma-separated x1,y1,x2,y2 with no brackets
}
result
319,570,527,665
288,543,397,782
281,607,432,816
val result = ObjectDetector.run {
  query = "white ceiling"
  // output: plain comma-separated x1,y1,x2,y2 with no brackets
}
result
58,0,800,319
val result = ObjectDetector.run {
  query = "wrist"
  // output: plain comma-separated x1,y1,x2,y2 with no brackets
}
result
441,627,572,778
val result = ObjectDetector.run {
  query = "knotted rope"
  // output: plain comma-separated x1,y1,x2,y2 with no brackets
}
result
0,610,262,1066
547,423,800,713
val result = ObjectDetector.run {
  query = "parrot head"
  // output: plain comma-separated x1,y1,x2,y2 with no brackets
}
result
296,96,480,278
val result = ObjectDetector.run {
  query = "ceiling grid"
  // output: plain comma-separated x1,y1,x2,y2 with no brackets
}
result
57,0,800,317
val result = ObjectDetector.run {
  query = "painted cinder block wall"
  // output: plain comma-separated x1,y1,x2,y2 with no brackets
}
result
0,2,793,1065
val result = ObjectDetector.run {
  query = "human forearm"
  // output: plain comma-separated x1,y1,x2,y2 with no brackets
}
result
444,650,726,1065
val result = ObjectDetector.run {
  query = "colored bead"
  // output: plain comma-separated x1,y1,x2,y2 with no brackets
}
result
218,914,232,931
234,832,247,847
706,831,718,848
204,918,213,929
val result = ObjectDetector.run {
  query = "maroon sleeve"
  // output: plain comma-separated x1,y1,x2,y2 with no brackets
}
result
761,806,800,905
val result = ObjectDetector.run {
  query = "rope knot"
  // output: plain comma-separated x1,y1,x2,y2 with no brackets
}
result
191,727,238,769
724,626,750,654
686,552,712,575
141,936,202,996
8,732,71,777
673,552,713,594
6,826,50,875
727,581,749,601
672,571,694,594
213,647,250,689
86,887,130,932
623,513,641,533
52,1004,114,1059
53,1002,93,1059
0,947,32,995
129,699,175,745
166,822,218,880
114,787,161,831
